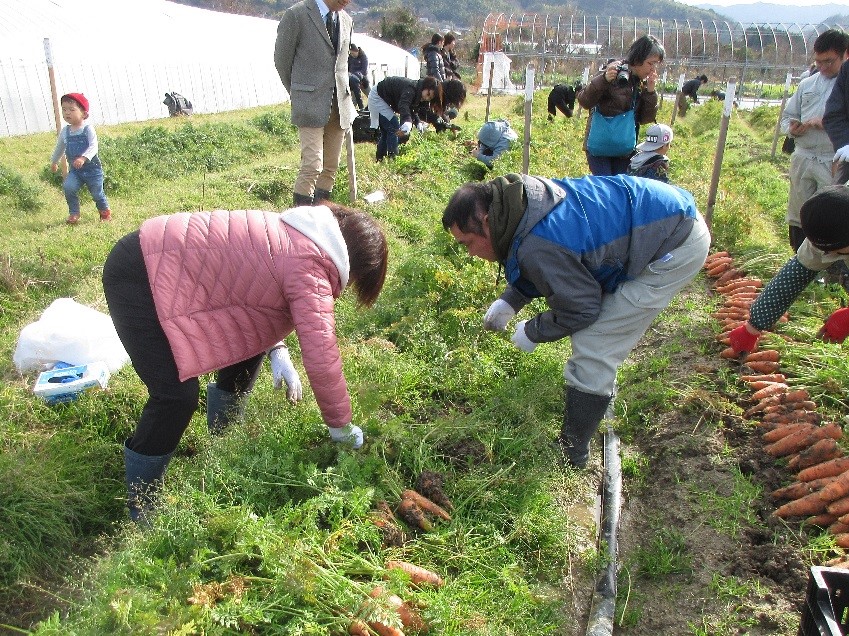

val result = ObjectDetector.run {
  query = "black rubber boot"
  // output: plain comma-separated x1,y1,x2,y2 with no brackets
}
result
124,439,173,523
559,386,613,469
206,382,247,436
293,192,313,207
313,188,332,205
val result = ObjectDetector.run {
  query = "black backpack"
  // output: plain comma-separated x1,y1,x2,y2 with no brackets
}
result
163,92,193,116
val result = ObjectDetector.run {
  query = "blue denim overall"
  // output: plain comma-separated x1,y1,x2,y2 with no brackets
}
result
63,126,109,215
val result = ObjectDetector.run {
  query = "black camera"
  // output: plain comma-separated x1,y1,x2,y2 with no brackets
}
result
616,63,630,86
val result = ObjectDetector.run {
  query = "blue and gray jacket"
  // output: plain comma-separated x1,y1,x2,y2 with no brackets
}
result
498,174,697,342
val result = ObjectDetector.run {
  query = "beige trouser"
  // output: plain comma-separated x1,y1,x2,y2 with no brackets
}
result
294,100,346,197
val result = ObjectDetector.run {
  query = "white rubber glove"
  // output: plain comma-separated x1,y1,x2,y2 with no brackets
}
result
399,121,412,135
511,320,537,352
269,345,303,403
835,144,849,163
483,298,516,331
416,121,427,133
328,423,364,449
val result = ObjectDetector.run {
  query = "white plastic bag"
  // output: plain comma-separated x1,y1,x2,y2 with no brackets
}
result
13,298,129,374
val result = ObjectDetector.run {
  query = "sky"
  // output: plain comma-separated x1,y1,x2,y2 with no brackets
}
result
674,0,847,5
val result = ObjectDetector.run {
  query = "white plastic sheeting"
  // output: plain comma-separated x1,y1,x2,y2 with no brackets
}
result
479,52,517,94
0,0,419,137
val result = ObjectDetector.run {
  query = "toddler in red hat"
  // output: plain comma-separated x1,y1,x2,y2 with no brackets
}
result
50,92,111,224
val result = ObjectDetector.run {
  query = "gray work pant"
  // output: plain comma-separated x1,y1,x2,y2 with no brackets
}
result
565,213,711,396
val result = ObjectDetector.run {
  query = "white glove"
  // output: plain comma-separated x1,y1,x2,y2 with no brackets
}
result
399,121,412,135
483,298,516,331
328,423,364,449
416,122,427,133
835,144,849,163
511,320,537,353
269,345,303,403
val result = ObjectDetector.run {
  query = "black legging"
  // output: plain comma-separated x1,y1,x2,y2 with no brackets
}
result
103,231,263,455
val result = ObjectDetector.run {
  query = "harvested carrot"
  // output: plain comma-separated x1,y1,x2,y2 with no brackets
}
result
720,347,743,359
771,475,838,500
743,361,781,374
773,490,829,518
807,513,839,527
762,411,822,425
401,490,451,521
747,380,783,391
385,560,445,587
816,469,849,503
744,350,780,363
369,587,427,633
704,255,732,267
368,622,405,636
762,401,818,415
349,620,370,635
835,534,849,549
715,268,743,286
371,501,406,547
707,262,731,277
716,279,763,294
396,499,432,531
762,422,815,443
829,522,849,535
751,383,789,401
766,422,843,457
415,471,454,512
788,438,843,472
704,250,730,264
741,374,786,384
827,495,849,517
764,426,822,457
798,457,849,482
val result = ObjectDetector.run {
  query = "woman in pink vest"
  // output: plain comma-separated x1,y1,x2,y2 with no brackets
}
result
102,203,388,522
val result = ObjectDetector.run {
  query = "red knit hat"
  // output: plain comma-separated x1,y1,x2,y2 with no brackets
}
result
61,92,89,113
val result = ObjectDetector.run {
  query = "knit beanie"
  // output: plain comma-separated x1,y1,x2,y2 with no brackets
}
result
61,92,89,113
800,185,849,252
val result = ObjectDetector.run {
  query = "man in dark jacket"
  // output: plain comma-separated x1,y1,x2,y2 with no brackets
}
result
424,33,446,80
347,43,369,110
677,74,708,117
547,83,577,120
442,173,710,468
824,59,849,184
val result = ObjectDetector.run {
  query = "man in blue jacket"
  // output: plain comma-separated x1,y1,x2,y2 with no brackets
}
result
442,174,710,468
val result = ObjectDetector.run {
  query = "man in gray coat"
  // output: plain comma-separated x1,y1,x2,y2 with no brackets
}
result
274,0,357,206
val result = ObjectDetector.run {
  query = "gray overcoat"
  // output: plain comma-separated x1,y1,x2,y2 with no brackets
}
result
273,0,356,129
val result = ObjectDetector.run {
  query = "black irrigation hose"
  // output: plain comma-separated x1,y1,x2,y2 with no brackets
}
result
586,426,622,636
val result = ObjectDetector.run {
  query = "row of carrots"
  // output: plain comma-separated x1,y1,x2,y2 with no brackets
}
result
705,251,849,556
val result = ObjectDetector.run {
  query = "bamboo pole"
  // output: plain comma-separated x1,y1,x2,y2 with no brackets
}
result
44,38,67,176
523,63,535,175
770,72,793,159
485,60,495,122
705,78,737,230
345,127,356,203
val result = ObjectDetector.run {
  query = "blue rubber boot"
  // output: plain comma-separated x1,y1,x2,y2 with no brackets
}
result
123,440,173,523
206,382,247,436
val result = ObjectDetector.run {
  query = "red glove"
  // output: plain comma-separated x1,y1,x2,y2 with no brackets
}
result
820,307,849,343
728,324,760,354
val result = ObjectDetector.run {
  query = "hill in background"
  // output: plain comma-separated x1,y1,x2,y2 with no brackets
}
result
174,0,725,29
696,2,849,24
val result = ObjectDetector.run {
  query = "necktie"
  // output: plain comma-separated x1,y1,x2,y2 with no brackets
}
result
325,11,337,51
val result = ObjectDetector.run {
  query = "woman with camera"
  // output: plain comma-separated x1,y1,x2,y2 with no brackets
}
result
577,35,665,176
